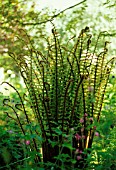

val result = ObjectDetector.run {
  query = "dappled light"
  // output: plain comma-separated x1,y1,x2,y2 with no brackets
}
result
0,0,116,169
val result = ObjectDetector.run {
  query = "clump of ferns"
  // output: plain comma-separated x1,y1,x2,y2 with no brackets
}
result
2,26,115,167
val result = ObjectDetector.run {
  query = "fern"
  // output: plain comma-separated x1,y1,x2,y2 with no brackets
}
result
2,27,115,168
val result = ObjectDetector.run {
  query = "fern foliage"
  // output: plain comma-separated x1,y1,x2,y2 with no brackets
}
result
2,27,115,168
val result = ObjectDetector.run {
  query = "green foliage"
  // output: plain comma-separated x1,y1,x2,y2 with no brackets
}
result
85,75,116,170
0,0,50,78
0,0,116,169
1,26,115,169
